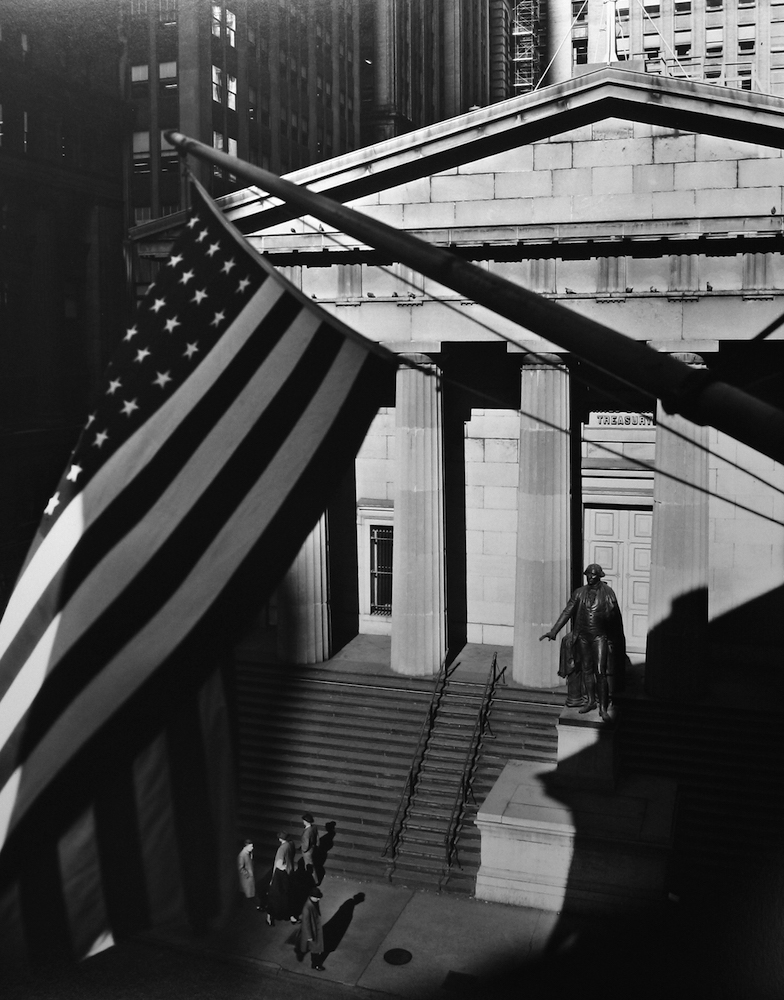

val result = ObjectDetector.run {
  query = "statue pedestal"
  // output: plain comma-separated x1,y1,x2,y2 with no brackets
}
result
556,705,619,791
475,708,677,913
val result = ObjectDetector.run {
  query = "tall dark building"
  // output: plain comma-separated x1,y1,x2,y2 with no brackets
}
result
123,0,362,230
359,0,516,145
0,0,126,604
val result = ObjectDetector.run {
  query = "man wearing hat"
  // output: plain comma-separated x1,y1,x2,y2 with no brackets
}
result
540,564,625,722
295,887,325,971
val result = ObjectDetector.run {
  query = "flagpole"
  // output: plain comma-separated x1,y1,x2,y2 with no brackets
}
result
165,130,784,465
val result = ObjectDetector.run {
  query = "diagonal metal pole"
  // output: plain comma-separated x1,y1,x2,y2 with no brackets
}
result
166,130,784,465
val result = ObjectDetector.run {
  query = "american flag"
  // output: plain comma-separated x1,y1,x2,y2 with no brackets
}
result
0,179,391,965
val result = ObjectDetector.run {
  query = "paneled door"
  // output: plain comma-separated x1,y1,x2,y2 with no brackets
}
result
584,507,652,658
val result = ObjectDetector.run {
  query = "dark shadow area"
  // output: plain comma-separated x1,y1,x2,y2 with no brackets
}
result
708,584,784,689
322,891,365,958
327,464,361,655
441,352,470,663
314,820,336,885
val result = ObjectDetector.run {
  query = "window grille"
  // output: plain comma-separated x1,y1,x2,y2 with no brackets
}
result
370,525,393,615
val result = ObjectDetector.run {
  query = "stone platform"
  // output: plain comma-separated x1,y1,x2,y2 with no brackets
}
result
474,708,677,914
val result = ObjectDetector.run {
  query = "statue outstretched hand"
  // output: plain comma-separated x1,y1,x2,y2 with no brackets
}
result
540,631,555,641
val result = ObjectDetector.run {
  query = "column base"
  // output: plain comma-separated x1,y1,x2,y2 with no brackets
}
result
475,761,676,914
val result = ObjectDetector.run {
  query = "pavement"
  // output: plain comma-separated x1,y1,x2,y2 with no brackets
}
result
147,872,564,999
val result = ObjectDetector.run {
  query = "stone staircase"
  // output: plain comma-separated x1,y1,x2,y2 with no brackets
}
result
233,659,562,893
387,667,562,893
616,697,784,896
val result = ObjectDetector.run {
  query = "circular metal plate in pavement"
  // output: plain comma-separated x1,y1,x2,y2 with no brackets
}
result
383,948,413,965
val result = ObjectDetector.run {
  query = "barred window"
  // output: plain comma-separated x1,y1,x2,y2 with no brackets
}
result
370,526,393,616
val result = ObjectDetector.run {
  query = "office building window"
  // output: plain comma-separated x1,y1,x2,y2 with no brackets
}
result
213,130,224,150
212,64,222,103
227,73,237,109
706,26,723,55
738,24,755,53
226,9,236,46
0,104,3,148
131,64,149,82
131,0,148,14
573,39,588,64
675,31,691,57
211,4,221,37
133,130,151,172
158,0,177,24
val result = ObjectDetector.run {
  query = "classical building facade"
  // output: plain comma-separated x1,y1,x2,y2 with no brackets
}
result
219,65,784,698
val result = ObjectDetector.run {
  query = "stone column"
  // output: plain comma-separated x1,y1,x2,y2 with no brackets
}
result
276,514,332,665
645,357,709,701
546,0,574,85
390,356,446,677
512,356,572,688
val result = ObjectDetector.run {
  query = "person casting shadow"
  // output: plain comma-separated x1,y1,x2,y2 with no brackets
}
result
322,892,365,958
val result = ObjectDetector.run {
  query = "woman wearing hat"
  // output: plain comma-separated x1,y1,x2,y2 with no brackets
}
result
266,833,299,926
540,564,625,722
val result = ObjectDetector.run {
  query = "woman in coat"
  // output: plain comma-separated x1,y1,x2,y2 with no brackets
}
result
295,888,325,971
266,833,298,926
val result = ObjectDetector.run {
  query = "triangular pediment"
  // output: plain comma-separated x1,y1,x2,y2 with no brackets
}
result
219,65,784,235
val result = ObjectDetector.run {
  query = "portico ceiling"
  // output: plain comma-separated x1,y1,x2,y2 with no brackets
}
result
218,65,784,236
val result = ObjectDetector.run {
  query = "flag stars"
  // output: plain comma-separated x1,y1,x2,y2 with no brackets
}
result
206,242,220,258
221,258,236,275
210,310,226,328
86,413,96,428
107,378,122,395
125,325,139,342
196,228,209,243
66,465,82,482
93,430,109,448
186,216,200,229
153,371,173,389
44,493,60,517
167,253,183,269
192,288,208,305
237,277,251,294
179,269,195,286
134,347,151,364
150,297,166,313
121,399,139,417
184,343,199,360
164,316,181,334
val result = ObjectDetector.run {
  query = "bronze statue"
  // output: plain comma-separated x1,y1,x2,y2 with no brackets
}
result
540,564,626,722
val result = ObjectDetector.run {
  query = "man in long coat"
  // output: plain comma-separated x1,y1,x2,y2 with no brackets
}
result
237,839,256,904
540,563,626,722
296,888,325,971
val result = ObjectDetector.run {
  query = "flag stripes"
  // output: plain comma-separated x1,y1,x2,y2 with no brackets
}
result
0,176,392,964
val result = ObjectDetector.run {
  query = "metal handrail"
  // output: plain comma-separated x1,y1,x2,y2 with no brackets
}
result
381,660,452,866
442,653,506,879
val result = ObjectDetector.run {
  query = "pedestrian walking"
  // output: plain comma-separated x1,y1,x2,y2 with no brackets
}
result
237,839,257,907
266,833,299,926
294,887,325,971
300,812,319,879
